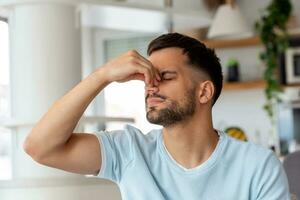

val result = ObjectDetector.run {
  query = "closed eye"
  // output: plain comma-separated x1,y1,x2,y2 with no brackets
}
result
161,71,177,81
162,77,173,81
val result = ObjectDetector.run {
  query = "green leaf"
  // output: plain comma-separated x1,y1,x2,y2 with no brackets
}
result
255,0,292,123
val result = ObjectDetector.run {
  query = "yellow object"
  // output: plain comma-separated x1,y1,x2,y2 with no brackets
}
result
225,127,247,141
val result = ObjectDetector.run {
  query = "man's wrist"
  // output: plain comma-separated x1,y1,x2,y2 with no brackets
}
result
93,66,112,86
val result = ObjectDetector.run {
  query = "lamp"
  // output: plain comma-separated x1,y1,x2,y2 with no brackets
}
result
207,0,252,39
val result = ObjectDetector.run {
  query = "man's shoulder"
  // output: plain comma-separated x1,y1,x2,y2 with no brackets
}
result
123,124,161,142
98,124,161,143
223,132,275,165
222,134,290,199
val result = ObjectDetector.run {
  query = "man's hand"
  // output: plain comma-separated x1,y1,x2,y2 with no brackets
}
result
24,50,160,175
100,50,161,86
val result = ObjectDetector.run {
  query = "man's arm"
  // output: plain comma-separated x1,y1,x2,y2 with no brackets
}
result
23,50,160,175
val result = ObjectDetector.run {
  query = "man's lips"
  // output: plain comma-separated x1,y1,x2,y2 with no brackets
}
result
147,97,164,106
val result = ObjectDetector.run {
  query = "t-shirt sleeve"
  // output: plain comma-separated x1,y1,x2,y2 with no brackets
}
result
93,129,134,183
254,150,290,200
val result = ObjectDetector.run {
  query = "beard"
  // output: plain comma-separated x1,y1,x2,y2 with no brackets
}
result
146,86,197,127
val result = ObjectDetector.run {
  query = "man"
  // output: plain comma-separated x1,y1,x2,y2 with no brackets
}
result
24,33,290,200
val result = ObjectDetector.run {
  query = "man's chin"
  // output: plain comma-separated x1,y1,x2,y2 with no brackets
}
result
146,111,161,124
146,118,163,125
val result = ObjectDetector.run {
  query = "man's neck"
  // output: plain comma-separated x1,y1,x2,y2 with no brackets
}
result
162,115,219,169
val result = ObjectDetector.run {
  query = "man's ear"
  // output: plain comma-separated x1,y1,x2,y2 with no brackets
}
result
197,80,214,104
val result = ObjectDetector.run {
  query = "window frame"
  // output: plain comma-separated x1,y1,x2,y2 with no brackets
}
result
0,16,11,120
0,16,12,180
101,32,162,132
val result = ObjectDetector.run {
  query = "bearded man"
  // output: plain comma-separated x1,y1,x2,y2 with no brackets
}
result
24,33,290,200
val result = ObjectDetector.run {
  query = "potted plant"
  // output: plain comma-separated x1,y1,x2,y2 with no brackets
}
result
255,0,292,124
226,58,240,82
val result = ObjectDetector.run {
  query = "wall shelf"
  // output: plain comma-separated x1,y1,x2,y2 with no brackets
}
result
201,30,300,49
202,36,261,49
223,80,266,91
283,83,300,88
223,80,300,91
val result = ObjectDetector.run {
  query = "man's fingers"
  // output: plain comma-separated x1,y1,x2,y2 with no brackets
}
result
137,62,155,85
136,59,161,84
126,50,161,85
130,51,161,82
135,66,153,85
154,68,161,81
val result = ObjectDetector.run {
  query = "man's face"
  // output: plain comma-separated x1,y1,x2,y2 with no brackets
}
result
145,47,199,127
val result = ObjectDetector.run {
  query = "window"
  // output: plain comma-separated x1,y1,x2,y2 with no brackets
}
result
103,35,162,133
0,18,12,180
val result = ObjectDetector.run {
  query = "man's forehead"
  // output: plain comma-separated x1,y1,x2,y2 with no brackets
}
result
147,47,189,71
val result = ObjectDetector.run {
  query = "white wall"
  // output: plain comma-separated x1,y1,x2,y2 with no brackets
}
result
212,0,300,148
239,0,300,29
212,46,272,146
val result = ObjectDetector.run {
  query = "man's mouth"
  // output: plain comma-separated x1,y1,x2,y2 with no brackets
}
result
147,97,165,106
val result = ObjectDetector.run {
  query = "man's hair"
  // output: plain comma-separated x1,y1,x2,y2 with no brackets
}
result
147,33,223,106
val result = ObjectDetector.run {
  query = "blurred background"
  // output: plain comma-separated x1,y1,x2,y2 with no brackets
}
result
0,0,300,199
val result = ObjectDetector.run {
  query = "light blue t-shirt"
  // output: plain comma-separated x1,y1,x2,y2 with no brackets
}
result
94,124,290,200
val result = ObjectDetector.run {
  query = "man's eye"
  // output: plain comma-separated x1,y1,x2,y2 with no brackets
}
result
162,75,174,80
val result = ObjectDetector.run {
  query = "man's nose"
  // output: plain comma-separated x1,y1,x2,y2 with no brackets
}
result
153,77,160,87
146,86,159,95
145,79,160,95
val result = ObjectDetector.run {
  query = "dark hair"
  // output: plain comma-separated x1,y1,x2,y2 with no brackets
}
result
147,33,223,106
